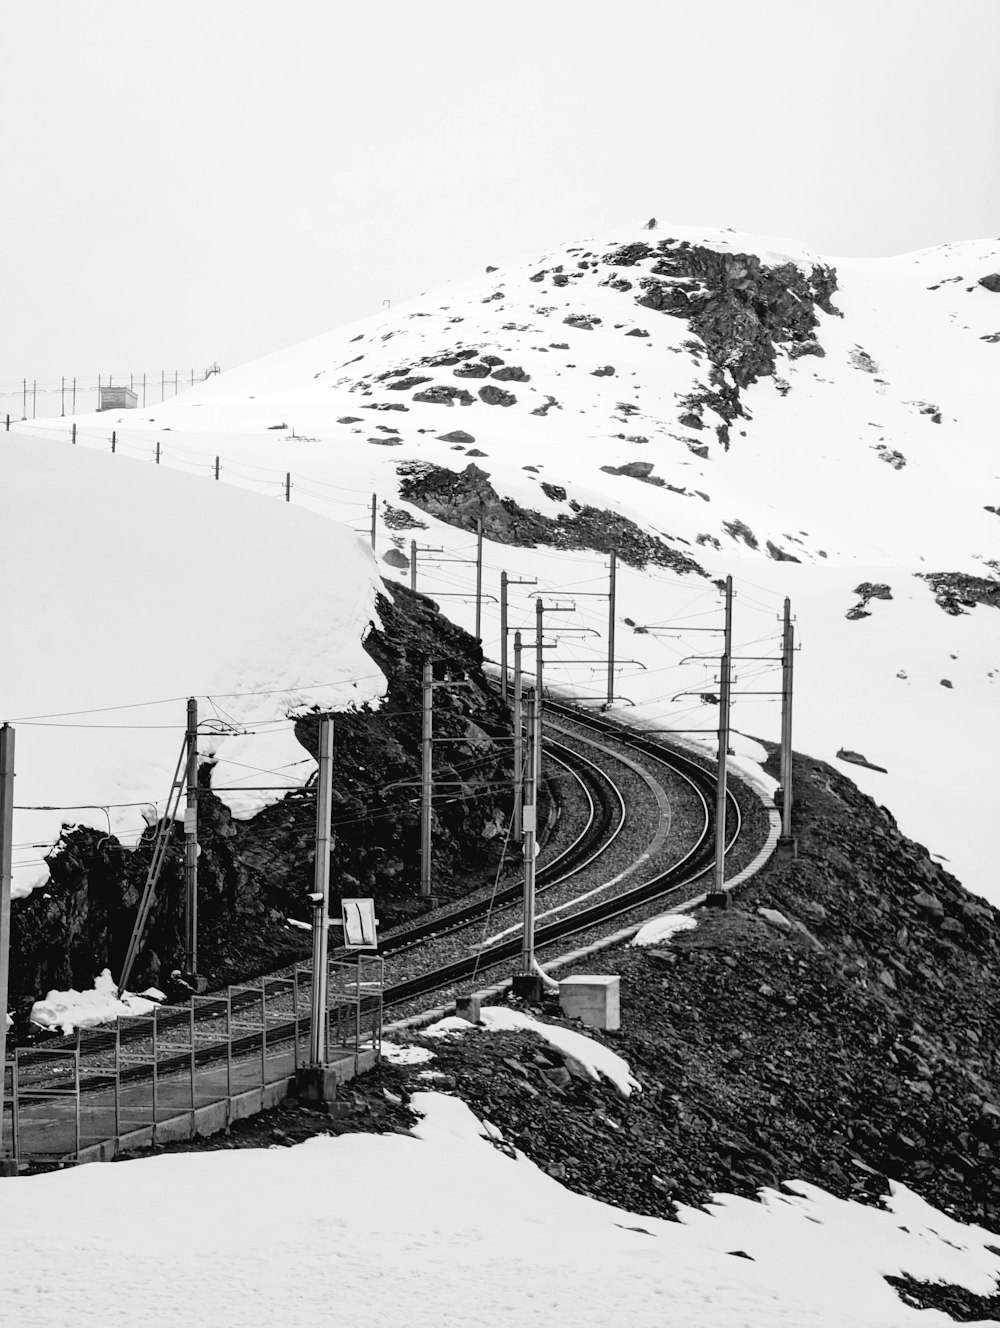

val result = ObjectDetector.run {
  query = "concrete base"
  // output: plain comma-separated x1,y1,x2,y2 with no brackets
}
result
181,972,209,995
703,891,730,909
558,974,620,1031
0,1158,19,1178
775,836,798,860
294,1058,362,1107
454,994,481,1023
511,973,545,1003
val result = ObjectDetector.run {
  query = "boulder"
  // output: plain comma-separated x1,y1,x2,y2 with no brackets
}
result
978,274,1000,293
479,385,517,407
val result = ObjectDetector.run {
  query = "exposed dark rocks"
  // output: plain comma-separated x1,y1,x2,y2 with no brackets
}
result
337,416,363,424
563,314,601,330
478,385,517,407
368,437,403,446
429,349,479,367
363,402,409,411
8,587,516,1024
453,362,493,379
396,462,706,575
722,518,759,550
940,679,954,689
918,572,1000,615
978,274,1000,293
765,541,800,563
874,446,907,469
480,356,505,366
384,375,432,391
600,461,655,480
625,328,650,337
678,412,703,430
847,583,892,618
591,366,616,377
413,386,476,407
981,332,1000,343
531,396,560,416
541,483,567,502
849,346,879,374
437,430,476,444
382,547,409,568
491,365,529,382
381,503,426,531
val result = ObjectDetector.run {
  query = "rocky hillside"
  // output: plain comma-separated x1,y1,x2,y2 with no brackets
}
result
7,583,515,1032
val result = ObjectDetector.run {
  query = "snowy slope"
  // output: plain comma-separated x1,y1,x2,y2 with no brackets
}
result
20,219,1000,900
2,1091,998,1328
2,431,386,896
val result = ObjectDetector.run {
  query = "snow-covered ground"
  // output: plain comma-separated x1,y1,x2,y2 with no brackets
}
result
1,1090,998,1327
1,431,386,897
17,218,1000,899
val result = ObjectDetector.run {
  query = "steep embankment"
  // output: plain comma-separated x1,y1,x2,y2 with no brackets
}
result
8,584,515,1031
382,747,1000,1236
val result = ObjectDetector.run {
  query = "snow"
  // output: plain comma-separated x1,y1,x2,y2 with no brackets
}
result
10,216,1000,914
422,1004,642,1096
29,969,162,1034
631,912,699,946
1,431,386,896
380,1039,436,1065
1,1091,998,1327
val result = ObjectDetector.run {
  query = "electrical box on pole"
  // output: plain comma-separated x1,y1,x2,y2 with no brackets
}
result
0,725,16,1175
707,576,733,907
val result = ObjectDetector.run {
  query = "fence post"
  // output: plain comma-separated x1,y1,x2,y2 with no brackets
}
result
155,441,161,465
285,472,291,503
189,999,196,1124
111,431,116,454
71,424,77,446
214,456,220,481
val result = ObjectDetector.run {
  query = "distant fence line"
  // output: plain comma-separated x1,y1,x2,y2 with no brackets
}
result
2,414,381,546
0,365,221,420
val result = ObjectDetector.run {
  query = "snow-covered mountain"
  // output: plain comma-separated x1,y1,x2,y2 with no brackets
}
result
22,219,1000,902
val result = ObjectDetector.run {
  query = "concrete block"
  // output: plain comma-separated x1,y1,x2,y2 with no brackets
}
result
454,994,481,1023
294,1065,342,1106
0,1157,19,1178
558,975,620,1031
511,973,545,1003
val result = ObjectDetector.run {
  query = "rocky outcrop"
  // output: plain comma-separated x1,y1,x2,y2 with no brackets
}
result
7,586,515,1027
397,462,706,575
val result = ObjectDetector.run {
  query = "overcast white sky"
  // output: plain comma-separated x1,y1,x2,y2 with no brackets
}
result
1,0,997,385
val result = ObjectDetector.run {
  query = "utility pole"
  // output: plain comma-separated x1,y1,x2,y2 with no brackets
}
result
285,472,291,503
499,572,537,702
308,717,334,1066
141,374,146,409
474,517,484,640
370,493,377,550
606,551,617,709
535,598,544,792
411,539,418,592
182,698,206,989
0,725,16,1175
61,377,65,417
513,630,523,840
707,576,734,907
512,690,543,1001
420,662,434,898
779,597,796,852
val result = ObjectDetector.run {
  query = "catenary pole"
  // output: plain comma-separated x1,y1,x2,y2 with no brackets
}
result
500,572,508,701
183,698,199,977
513,631,523,840
535,598,544,791
520,690,538,976
410,539,417,592
780,597,795,843
420,662,434,897
0,725,15,1172
370,493,377,550
708,576,734,905
309,718,334,1065
606,551,617,708
474,517,484,640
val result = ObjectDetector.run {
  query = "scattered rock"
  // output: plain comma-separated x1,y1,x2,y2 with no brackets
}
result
978,274,1000,293
478,385,517,407
836,749,888,774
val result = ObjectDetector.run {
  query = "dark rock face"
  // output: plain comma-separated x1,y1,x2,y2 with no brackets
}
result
452,362,492,379
491,365,529,382
847,582,892,618
7,587,515,1026
478,385,516,407
918,571,1000,615
437,430,476,444
413,385,476,407
978,273,1000,293
601,238,840,434
397,462,706,575
418,747,1000,1239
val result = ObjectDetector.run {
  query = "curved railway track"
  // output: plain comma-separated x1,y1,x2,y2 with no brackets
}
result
17,700,749,1095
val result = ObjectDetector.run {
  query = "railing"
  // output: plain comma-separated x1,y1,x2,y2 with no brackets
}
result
6,954,383,1168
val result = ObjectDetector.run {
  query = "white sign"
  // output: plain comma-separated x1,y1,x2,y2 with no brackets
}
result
341,897,378,950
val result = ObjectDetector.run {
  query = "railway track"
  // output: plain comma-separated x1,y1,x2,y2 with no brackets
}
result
16,699,751,1095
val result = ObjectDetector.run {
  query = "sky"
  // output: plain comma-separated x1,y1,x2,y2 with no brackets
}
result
1,0,997,388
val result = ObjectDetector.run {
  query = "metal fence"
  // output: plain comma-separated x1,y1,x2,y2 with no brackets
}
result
6,955,382,1168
